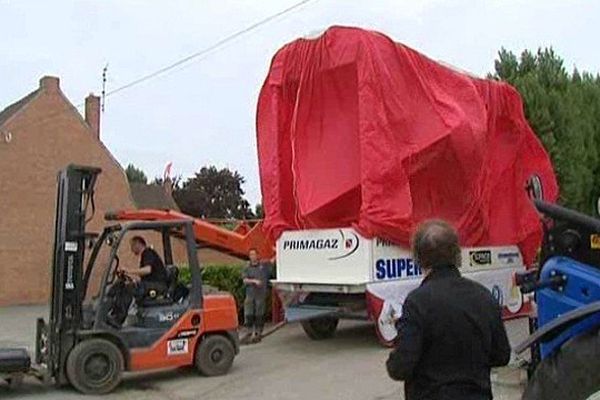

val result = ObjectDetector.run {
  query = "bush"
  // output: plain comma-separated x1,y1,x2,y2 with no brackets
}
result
179,264,273,321
202,264,246,308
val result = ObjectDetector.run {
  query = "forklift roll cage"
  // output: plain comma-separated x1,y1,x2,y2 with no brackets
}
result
36,165,217,388
85,220,204,322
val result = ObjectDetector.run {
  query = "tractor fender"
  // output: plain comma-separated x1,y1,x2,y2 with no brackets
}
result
515,301,600,354
75,331,131,369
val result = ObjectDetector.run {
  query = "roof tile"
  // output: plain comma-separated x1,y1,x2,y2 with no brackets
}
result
130,182,180,210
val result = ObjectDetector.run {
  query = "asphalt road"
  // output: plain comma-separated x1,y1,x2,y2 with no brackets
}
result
0,305,526,400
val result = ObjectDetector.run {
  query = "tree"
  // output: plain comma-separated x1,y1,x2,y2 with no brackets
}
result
152,175,182,192
254,203,264,219
492,48,600,215
173,166,254,219
125,164,148,184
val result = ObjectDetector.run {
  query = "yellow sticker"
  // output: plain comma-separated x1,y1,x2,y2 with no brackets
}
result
591,234,600,250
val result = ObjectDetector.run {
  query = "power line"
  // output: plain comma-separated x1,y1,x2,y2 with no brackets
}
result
6,0,316,131
105,0,315,98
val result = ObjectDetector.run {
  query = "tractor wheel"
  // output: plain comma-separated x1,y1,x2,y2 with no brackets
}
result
195,335,235,377
523,330,600,400
301,317,339,340
66,338,123,395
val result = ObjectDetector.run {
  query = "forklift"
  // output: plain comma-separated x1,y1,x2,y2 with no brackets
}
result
0,165,239,394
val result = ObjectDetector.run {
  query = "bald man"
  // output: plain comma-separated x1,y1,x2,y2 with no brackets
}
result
386,220,511,400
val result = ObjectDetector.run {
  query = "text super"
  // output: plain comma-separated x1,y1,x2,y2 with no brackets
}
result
375,258,422,280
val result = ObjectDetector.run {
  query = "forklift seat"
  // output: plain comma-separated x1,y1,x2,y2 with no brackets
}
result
165,265,179,295
137,265,188,308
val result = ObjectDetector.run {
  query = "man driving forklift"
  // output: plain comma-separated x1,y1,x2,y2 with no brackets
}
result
107,236,170,327
123,236,168,290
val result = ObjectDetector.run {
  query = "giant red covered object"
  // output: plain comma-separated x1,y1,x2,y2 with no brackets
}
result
256,26,558,265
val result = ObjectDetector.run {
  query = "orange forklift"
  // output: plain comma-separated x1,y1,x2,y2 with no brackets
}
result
0,165,240,394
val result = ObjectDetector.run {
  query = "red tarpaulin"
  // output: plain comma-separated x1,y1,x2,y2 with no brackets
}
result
256,26,558,265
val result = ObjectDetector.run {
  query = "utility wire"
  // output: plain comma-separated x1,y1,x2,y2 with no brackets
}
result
5,0,316,131
106,0,315,97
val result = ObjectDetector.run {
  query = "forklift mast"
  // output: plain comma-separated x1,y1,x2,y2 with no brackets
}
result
44,165,101,385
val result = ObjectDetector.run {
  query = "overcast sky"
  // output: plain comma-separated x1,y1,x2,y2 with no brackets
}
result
1,0,598,206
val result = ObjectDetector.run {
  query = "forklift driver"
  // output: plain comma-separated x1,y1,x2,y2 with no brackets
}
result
107,236,169,327
122,236,168,288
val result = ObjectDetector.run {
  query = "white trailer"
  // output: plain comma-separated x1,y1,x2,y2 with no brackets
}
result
273,228,528,345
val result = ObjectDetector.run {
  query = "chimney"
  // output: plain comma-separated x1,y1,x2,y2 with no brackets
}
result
39,76,60,92
85,94,101,140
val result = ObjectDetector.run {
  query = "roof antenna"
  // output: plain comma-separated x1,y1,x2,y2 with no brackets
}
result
101,64,108,112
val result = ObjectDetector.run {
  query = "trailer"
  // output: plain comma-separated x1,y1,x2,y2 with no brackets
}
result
256,28,558,345
273,228,529,345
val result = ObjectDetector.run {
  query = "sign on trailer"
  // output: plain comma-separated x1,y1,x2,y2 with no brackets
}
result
275,227,529,344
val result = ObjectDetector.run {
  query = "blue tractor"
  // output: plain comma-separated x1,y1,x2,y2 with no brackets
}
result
515,199,600,400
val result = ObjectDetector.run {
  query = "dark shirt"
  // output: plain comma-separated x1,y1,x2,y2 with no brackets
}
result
386,266,511,400
243,262,272,299
139,247,167,284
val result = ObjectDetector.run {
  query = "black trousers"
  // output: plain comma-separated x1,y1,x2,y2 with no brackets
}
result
244,294,266,330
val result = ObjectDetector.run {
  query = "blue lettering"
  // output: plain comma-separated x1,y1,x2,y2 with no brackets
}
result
375,259,386,280
375,258,423,280
386,260,397,278
397,258,406,276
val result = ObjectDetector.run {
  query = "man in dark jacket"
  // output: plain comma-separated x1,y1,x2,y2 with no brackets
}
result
386,220,511,400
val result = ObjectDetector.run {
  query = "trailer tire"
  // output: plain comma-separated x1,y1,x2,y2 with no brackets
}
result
301,317,339,340
523,329,600,400
195,335,235,377
66,338,123,395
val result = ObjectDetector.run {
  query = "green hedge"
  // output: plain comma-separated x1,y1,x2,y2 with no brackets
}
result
179,264,272,321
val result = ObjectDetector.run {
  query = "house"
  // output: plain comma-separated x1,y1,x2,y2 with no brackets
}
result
0,76,242,306
0,76,140,305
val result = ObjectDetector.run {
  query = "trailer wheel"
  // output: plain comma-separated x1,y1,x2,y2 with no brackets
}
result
301,317,339,340
66,338,123,395
195,335,235,377
523,330,600,400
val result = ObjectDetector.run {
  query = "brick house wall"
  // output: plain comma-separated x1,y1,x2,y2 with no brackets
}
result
0,76,138,306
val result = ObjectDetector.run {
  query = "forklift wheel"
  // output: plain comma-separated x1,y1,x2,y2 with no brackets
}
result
66,338,124,395
523,330,600,400
195,335,235,377
301,317,339,340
